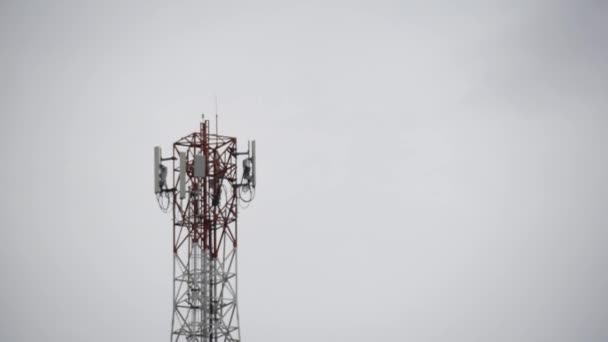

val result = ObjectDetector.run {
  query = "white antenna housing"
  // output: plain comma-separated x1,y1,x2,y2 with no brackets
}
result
251,140,256,188
194,154,206,178
179,152,187,199
154,146,161,193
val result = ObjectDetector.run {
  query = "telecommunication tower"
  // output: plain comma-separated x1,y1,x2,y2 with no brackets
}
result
154,115,256,342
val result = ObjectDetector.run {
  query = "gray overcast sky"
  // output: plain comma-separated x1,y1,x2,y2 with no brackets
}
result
1,1,607,341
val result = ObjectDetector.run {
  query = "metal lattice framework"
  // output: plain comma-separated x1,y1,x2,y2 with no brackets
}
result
170,121,241,342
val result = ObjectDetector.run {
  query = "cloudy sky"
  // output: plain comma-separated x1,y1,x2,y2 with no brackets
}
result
1,1,607,341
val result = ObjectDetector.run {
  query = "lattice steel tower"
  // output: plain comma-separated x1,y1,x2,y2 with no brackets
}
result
154,116,256,342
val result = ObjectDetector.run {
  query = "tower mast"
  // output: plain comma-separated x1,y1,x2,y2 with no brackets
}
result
155,116,256,342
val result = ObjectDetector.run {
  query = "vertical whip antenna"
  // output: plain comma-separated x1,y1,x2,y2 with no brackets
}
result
215,95,218,136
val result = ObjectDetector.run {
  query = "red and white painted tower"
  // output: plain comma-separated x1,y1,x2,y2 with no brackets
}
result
155,116,256,342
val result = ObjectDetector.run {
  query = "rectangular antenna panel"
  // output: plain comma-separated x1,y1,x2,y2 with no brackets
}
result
154,146,161,193
194,154,206,178
179,152,187,199
252,140,256,188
